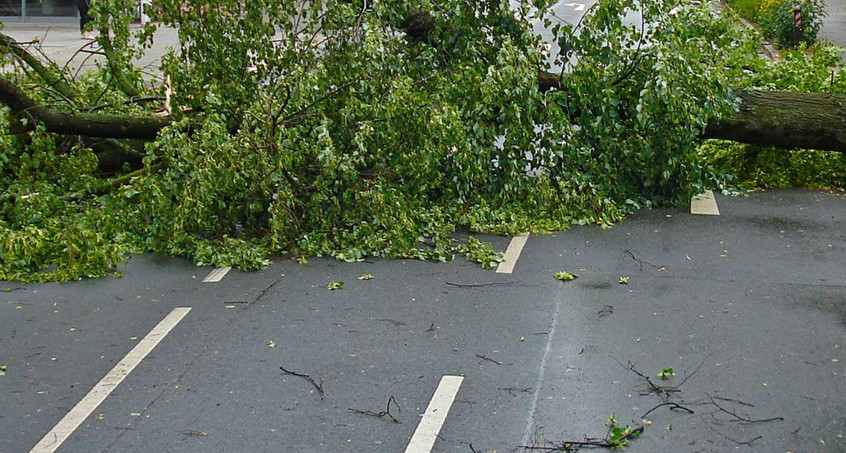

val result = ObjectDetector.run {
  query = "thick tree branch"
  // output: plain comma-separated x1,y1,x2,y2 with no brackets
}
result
0,76,171,139
703,90,846,153
538,71,846,153
0,31,79,100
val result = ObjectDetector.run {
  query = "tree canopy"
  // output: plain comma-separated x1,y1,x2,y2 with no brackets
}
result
1,0,844,281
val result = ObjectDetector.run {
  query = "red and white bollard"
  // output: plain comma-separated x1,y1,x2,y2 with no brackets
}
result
793,5,803,44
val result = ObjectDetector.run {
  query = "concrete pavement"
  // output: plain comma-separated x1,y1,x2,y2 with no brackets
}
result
820,0,846,59
0,19,177,72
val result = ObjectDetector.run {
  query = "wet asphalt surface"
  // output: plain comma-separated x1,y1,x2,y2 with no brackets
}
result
1,188,844,453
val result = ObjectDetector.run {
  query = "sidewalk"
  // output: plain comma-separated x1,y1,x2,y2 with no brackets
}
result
0,19,178,71
819,0,846,60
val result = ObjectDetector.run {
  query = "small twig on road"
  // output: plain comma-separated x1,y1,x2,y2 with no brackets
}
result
445,280,520,288
476,354,504,365
622,249,665,271
723,434,763,446
641,401,694,419
280,366,324,396
379,318,407,327
622,355,711,399
500,386,532,397
626,361,681,398
519,425,644,451
710,395,754,407
597,305,614,318
348,396,401,423
705,394,783,425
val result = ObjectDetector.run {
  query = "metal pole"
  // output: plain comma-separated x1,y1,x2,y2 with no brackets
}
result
793,5,803,45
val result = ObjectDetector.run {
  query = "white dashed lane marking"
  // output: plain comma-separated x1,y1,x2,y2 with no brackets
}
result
691,190,720,215
496,232,530,274
405,375,465,453
202,266,232,282
30,307,192,453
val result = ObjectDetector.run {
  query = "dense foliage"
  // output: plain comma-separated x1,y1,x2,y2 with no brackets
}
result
757,0,827,47
0,0,842,281
700,44,846,190
726,0,827,47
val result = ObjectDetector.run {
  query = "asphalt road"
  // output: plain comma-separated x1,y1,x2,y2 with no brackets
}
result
1,4,845,452
2,188,844,453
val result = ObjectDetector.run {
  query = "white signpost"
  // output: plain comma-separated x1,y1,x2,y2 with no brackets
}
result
139,0,151,24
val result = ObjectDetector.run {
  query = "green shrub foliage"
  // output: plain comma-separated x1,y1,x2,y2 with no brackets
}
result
756,0,827,47
0,0,839,281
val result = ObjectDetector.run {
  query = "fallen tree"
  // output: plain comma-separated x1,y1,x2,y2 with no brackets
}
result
3,59,845,153
703,90,846,152
1,0,844,282
1,7,844,152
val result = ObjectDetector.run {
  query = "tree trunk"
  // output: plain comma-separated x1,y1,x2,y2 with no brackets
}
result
703,90,846,152
405,12,846,153
540,73,846,152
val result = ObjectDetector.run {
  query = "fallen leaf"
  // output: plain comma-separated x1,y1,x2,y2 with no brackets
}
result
554,271,578,281
327,281,345,290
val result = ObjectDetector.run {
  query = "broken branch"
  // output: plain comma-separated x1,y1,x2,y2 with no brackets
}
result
348,396,401,423
279,365,324,397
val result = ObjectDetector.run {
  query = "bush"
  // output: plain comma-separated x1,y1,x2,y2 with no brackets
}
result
701,141,846,190
724,0,762,21
757,0,827,47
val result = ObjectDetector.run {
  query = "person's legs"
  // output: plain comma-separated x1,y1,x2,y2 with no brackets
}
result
76,0,93,38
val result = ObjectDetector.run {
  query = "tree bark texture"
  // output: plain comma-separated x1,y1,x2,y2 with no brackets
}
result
0,77,172,139
703,90,846,153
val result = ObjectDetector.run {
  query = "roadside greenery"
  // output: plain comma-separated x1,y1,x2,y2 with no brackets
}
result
1,0,844,282
700,44,846,191
726,0,827,47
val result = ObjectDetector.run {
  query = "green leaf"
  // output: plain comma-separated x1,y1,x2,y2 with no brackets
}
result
327,281,344,290
554,271,578,281
658,368,676,380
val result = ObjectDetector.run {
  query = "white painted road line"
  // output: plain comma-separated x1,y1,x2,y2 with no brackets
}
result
405,375,465,453
691,190,720,215
519,290,565,448
202,266,231,282
496,232,530,274
30,307,192,453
